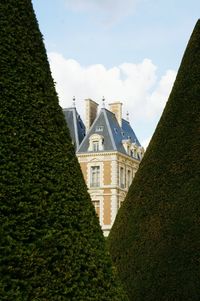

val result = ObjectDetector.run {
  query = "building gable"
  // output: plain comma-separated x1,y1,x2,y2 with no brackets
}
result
77,109,116,153
77,106,142,160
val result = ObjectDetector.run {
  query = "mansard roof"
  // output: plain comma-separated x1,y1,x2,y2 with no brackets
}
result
77,108,141,157
63,107,85,150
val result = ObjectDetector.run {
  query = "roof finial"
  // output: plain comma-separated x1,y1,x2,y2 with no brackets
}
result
102,96,105,108
126,111,129,122
73,96,76,107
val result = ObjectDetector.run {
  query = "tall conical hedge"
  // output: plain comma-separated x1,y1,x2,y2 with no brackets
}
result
0,1,127,300
108,20,200,301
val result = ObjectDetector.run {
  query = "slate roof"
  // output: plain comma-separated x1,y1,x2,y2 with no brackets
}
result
77,108,141,158
63,107,85,150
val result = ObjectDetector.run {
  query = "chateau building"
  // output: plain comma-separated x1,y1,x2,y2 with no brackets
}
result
63,99,144,236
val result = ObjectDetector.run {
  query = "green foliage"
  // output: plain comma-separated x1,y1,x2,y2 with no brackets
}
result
0,1,127,300
108,20,200,301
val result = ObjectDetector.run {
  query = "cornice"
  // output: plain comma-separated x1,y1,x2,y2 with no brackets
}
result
77,151,140,163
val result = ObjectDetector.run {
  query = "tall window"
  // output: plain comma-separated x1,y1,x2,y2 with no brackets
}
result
90,166,100,187
127,169,132,187
120,167,125,188
92,200,100,218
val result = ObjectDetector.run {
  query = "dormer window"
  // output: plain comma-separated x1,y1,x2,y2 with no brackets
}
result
88,134,104,152
132,148,137,158
129,144,144,160
92,141,99,151
122,139,131,156
137,146,145,160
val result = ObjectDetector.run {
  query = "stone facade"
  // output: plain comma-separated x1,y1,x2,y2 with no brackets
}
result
78,152,140,236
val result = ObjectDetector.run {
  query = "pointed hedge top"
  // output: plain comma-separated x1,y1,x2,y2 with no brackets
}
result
0,1,127,300
108,19,200,301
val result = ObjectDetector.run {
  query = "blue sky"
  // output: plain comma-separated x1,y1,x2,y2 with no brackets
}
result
32,0,199,147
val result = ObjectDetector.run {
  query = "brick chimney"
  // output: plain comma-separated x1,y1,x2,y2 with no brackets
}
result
109,102,123,127
85,99,99,132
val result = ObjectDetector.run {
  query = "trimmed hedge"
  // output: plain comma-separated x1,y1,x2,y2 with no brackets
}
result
0,1,127,300
108,20,200,301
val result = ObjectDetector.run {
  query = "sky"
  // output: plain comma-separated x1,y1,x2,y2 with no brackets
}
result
32,0,199,148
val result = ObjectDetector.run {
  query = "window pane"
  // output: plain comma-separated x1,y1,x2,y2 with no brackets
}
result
127,170,131,187
120,167,125,188
92,141,99,151
90,166,100,187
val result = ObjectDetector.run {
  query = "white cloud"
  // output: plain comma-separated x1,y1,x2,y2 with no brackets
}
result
48,52,176,145
144,70,176,119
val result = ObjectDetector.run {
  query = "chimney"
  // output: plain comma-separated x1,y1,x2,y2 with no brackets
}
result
85,99,99,132
109,102,123,127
